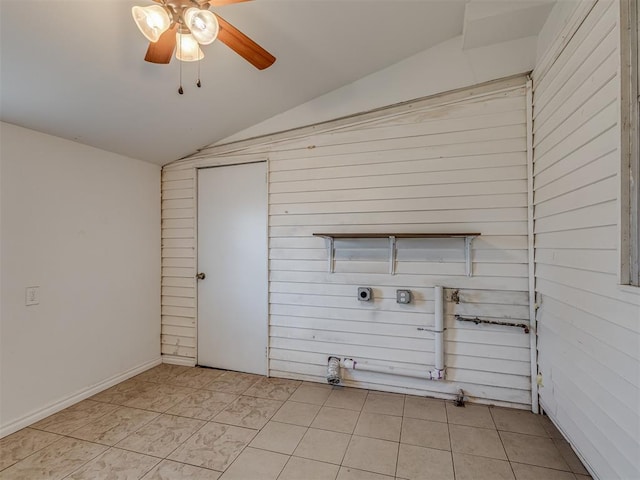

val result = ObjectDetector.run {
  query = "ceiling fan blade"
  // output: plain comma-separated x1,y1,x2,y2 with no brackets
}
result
144,25,178,64
215,14,275,70
208,0,252,5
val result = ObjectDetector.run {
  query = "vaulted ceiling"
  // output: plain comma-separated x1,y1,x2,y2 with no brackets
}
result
0,0,553,165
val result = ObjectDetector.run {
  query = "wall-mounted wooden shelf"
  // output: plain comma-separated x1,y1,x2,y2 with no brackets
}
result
312,233,481,276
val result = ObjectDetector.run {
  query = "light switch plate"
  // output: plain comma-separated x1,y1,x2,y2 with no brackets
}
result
25,286,39,306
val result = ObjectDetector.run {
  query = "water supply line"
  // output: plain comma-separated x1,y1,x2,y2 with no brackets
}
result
328,285,446,382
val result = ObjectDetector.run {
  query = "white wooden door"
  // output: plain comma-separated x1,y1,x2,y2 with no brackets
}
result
197,162,268,375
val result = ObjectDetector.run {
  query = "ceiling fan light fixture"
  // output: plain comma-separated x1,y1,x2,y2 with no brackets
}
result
176,32,205,62
132,5,171,43
184,7,219,45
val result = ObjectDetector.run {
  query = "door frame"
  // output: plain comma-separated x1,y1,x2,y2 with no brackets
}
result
194,159,270,374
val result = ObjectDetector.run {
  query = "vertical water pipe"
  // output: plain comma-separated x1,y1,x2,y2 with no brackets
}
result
432,285,445,379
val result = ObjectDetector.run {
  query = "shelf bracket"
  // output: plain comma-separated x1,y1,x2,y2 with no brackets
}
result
389,235,397,275
327,237,335,273
465,236,476,277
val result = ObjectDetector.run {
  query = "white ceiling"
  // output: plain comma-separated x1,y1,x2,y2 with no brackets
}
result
1,1,551,166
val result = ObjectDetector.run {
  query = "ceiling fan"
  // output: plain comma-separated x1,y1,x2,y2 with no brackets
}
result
132,0,275,69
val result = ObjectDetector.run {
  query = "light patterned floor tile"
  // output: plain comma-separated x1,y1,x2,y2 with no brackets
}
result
0,437,107,480
65,447,160,479
539,415,565,439
30,400,118,435
445,403,495,429
90,379,153,405
272,400,322,427
362,392,405,417
68,406,159,445
134,364,191,384
0,428,62,471
166,390,238,420
279,457,339,480
168,421,256,471
400,417,450,450
403,396,447,423
123,383,196,412
6,372,594,480
490,407,548,437
219,447,288,480
501,431,570,470
554,438,590,475
324,388,368,411
168,367,225,389
453,452,515,480
141,459,221,479
213,395,283,429
353,413,402,442
311,406,360,434
115,414,205,458
293,428,351,464
337,466,394,480
511,462,577,480
450,424,507,460
203,371,261,394
342,435,398,477
242,377,301,401
289,385,333,405
248,421,307,454
396,443,454,480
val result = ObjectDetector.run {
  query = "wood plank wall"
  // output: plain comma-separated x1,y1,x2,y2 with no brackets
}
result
161,77,534,408
532,1,640,478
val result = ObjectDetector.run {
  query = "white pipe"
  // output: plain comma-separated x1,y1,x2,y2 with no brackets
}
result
433,285,445,380
340,358,431,380
340,285,446,381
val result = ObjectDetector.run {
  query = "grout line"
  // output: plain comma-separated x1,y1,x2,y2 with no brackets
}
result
446,400,456,480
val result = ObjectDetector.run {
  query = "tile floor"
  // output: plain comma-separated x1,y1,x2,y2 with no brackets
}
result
0,364,593,480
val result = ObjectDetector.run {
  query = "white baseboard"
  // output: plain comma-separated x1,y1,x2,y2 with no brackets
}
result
162,354,197,367
0,357,161,439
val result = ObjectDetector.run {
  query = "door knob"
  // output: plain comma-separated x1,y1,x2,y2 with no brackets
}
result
196,272,206,280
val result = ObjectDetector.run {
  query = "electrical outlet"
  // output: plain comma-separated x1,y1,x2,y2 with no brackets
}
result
357,287,372,302
25,286,40,306
396,289,412,304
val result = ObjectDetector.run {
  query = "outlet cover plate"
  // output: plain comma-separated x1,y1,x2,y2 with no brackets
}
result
396,289,412,304
357,287,372,302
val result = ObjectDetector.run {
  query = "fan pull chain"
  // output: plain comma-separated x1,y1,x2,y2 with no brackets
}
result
178,30,184,95
197,59,201,88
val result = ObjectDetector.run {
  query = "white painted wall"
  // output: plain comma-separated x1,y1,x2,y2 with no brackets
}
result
535,0,584,64
162,76,534,409
0,122,161,436
532,1,640,479
217,34,537,145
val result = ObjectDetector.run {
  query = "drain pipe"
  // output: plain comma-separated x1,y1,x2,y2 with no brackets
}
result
332,285,446,381
432,285,445,380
